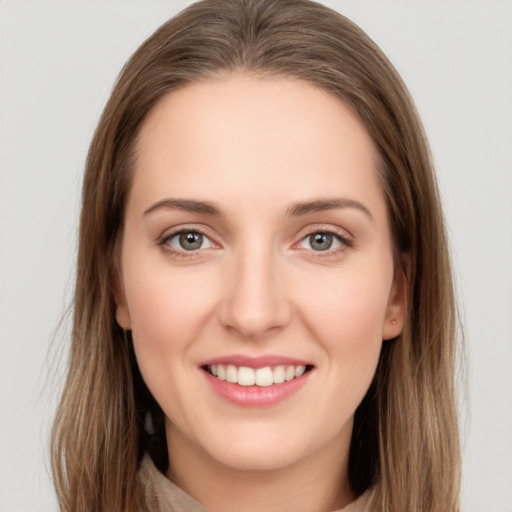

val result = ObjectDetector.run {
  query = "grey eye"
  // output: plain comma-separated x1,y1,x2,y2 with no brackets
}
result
168,231,213,251
180,232,203,250
309,233,333,251
299,232,342,251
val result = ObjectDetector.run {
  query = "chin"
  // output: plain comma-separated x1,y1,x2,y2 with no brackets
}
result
208,442,303,472
196,420,335,473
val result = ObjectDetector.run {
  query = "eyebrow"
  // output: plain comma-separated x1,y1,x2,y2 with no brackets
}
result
143,196,373,221
286,198,373,221
143,198,223,217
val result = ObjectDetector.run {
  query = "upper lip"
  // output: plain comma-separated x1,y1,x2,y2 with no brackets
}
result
199,354,312,369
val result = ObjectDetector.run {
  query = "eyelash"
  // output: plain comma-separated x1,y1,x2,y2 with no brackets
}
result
295,227,354,258
157,226,354,258
157,227,216,258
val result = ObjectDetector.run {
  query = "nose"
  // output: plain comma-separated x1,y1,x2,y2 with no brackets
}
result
219,245,291,340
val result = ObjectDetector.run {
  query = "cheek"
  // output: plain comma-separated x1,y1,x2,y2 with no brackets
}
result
297,260,392,368
304,273,389,333
123,262,218,365
124,263,222,427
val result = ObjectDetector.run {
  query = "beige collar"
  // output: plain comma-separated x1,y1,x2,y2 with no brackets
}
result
138,454,376,512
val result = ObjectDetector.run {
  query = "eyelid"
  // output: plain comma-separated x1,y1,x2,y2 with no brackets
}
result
293,224,354,253
157,224,221,255
167,231,213,250
156,223,353,258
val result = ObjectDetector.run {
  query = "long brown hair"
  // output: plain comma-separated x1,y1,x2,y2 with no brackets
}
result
51,1,461,510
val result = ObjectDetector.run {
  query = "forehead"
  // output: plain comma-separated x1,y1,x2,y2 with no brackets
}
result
131,73,384,218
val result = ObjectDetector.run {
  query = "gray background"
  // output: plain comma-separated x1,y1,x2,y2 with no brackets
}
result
1,1,511,510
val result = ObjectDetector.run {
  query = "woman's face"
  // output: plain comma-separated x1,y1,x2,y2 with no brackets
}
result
116,74,405,476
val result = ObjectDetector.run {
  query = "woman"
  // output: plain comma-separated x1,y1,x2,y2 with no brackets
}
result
51,0,461,510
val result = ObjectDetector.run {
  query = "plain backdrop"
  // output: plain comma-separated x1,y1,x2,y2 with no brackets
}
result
0,1,511,511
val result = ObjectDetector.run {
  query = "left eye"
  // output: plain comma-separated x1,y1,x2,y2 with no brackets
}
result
298,232,343,251
166,231,213,251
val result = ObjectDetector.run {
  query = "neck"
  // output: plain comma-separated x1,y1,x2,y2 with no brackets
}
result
165,425,356,512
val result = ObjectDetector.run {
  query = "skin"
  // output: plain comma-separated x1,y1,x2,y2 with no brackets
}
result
115,74,406,512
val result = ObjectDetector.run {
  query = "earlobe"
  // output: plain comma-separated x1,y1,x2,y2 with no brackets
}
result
112,273,132,330
382,256,409,340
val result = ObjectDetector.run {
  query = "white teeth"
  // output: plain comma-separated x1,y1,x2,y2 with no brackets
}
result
273,365,285,384
295,365,306,377
226,365,237,383
285,366,295,381
217,365,226,380
255,367,273,387
238,366,255,386
207,363,309,386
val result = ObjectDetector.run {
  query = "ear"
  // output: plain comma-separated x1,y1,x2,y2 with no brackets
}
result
382,254,410,341
112,272,132,330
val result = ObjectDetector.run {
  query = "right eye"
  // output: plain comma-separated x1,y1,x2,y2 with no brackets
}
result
162,230,214,252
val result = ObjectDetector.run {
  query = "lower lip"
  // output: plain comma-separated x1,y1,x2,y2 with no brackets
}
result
203,370,311,407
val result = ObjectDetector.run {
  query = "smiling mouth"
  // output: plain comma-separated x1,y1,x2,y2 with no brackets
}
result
203,364,313,387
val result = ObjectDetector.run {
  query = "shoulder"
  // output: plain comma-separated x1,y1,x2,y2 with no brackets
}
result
337,485,378,512
137,454,208,512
